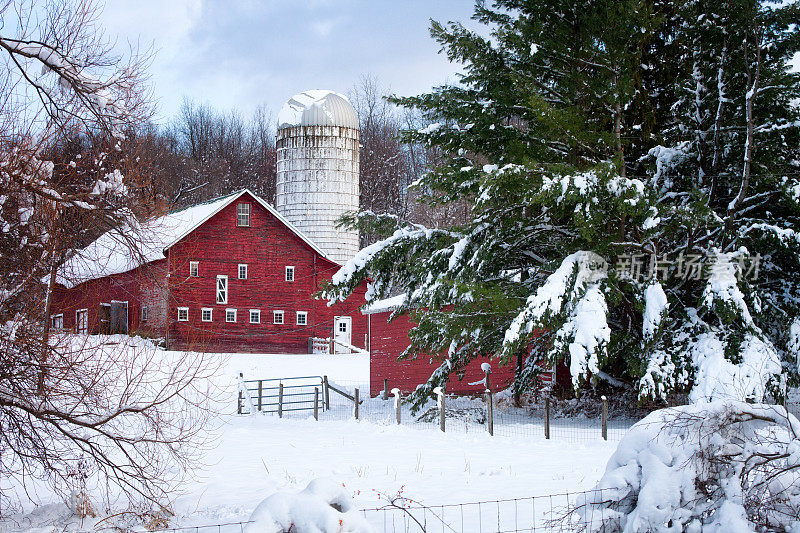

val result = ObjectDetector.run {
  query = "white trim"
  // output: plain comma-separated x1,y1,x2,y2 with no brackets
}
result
285,265,295,282
190,261,199,277
177,307,189,322
249,309,261,324
226,308,237,323
51,313,64,329
273,310,284,325
238,263,248,280
201,307,213,322
296,311,307,325
141,306,149,322
162,189,330,261
216,275,228,304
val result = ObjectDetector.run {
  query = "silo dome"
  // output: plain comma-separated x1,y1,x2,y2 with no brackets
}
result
277,90,359,129
276,90,360,265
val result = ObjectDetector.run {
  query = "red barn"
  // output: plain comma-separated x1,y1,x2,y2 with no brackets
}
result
364,296,557,397
51,189,369,354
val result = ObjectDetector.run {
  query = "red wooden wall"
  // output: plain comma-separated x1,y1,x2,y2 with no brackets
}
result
368,311,518,397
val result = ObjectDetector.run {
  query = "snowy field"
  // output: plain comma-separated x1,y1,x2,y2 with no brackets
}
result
2,340,618,532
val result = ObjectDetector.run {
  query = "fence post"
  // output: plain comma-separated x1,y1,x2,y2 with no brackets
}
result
237,390,243,415
383,378,389,400
601,395,608,440
434,386,445,432
391,388,401,424
323,375,330,410
486,389,494,436
278,383,284,418
354,388,360,420
257,380,263,412
545,397,550,440
314,387,319,421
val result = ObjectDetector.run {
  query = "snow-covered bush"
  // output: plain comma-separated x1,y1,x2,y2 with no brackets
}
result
243,479,371,533
574,402,800,532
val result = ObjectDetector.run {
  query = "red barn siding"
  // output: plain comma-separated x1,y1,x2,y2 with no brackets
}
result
368,312,517,397
52,260,167,336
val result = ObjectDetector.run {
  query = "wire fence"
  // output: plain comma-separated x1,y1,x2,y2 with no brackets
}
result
87,489,614,533
239,375,638,443
359,488,614,532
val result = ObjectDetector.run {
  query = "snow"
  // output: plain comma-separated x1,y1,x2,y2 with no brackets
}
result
690,331,782,403
642,282,668,340
360,294,406,314
502,251,610,387
2,340,617,532
579,402,800,532
701,249,754,328
277,90,353,129
244,479,370,533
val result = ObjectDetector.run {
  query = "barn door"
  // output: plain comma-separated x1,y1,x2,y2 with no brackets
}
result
110,301,128,334
99,303,111,334
76,309,88,334
334,316,352,354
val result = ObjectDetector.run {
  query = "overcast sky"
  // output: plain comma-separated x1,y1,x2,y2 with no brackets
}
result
99,0,476,125
99,1,799,127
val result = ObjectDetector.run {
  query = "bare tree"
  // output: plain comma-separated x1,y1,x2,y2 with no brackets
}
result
0,0,215,514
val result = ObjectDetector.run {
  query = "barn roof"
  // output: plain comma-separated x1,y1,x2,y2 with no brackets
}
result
56,189,330,288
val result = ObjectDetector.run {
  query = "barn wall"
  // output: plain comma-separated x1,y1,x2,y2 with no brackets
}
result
368,311,518,397
51,259,167,337
167,192,368,353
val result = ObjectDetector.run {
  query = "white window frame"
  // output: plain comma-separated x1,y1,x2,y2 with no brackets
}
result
51,313,64,329
190,261,199,277
141,306,148,322
216,275,228,304
249,309,261,324
238,263,248,280
201,307,213,322
273,310,284,325
177,307,189,322
226,308,237,323
338,320,348,333
296,311,307,326
237,202,251,227
285,265,295,282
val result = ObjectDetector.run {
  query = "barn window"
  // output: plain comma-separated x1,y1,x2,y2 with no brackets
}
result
296,311,307,326
238,264,248,280
190,261,199,277
216,275,228,304
237,203,250,227
249,309,261,324
141,306,148,322
51,314,63,329
338,321,347,333
177,307,189,322
201,308,213,322
273,310,284,324
285,266,295,282
226,309,237,323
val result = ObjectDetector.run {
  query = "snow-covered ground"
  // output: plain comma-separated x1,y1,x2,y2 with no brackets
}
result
2,342,617,532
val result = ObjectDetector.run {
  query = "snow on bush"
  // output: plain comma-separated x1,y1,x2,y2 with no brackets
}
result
574,401,800,532
243,479,370,533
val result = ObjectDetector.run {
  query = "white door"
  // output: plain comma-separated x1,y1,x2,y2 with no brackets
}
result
76,309,88,334
334,316,352,354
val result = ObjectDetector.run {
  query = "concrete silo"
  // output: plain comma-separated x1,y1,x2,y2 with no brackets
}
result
276,90,360,265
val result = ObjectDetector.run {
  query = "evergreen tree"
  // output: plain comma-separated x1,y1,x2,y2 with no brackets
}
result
327,0,800,408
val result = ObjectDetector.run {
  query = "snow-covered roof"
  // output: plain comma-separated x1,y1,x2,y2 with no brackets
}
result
361,294,407,315
277,90,359,130
57,189,329,288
